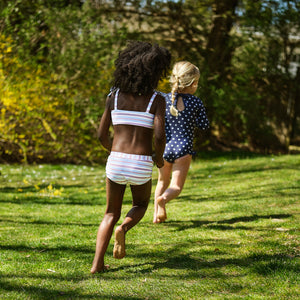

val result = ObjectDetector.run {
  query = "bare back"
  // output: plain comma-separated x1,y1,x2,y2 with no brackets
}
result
98,91,166,158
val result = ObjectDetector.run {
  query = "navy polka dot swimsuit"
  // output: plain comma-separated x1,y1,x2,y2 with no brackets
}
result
163,93,209,163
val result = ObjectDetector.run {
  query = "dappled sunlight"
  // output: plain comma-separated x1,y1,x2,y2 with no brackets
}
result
0,155,299,299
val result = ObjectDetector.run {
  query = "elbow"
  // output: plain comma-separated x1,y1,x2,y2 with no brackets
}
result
96,127,101,141
98,134,106,146
98,133,111,151
97,127,106,143
97,132,101,142
97,130,105,144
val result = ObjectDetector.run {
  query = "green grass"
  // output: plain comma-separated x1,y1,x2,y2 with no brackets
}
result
0,153,299,299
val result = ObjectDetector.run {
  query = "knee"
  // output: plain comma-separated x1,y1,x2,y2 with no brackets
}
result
134,200,149,211
104,211,121,225
172,185,182,196
139,206,148,218
139,202,148,212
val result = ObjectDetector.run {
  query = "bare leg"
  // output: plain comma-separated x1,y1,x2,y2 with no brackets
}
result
91,178,126,274
153,161,172,223
156,154,192,223
113,180,152,259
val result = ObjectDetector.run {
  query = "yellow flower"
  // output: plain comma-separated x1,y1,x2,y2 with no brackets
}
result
53,189,62,196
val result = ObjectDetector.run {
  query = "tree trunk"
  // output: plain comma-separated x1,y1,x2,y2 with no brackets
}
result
205,0,238,79
290,66,300,145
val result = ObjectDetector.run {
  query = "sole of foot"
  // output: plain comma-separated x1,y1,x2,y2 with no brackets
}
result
113,227,126,259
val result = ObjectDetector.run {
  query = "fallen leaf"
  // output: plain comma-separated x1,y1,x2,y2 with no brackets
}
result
275,228,288,232
47,269,56,272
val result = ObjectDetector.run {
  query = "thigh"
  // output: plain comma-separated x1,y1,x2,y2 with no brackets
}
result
171,154,192,189
106,178,126,213
130,179,152,208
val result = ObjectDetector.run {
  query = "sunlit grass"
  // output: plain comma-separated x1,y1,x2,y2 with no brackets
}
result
0,153,299,299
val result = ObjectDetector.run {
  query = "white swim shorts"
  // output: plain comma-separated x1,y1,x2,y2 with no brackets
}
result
106,151,153,185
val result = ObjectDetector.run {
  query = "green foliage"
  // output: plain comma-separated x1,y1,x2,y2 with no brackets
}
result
0,2,130,164
0,34,111,164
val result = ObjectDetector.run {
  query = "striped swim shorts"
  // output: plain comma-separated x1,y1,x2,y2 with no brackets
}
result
106,151,153,185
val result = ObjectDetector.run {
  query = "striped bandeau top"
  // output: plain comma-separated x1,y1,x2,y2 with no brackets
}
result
111,89,156,129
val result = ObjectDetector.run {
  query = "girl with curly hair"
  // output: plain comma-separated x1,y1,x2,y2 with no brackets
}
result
91,41,171,273
153,61,209,223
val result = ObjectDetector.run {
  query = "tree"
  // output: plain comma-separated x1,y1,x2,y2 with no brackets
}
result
1,0,299,163
0,0,129,163
238,0,300,150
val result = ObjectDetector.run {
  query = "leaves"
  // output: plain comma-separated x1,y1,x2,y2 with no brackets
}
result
1,1,299,163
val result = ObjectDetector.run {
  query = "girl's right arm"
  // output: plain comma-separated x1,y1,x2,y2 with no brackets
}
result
97,96,113,151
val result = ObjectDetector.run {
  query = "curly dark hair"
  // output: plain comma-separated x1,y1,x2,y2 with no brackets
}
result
113,41,171,95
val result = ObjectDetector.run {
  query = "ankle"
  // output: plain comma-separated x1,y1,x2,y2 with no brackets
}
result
117,225,127,233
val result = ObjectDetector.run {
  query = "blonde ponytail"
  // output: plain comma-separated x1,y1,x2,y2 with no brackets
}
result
169,61,200,117
170,76,179,117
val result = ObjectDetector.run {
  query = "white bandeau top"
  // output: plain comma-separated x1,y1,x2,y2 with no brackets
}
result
111,89,156,129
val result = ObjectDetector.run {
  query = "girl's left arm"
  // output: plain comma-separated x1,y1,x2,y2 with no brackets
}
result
196,99,209,130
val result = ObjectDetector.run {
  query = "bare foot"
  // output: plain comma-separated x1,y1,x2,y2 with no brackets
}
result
90,264,109,274
113,226,126,259
156,196,167,223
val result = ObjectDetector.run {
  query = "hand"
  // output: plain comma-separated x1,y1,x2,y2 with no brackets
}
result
156,159,164,168
152,153,164,168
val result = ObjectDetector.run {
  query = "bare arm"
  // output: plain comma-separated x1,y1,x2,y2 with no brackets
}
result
97,96,113,151
153,95,166,168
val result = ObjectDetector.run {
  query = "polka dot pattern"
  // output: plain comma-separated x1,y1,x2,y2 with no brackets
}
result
162,93,209,163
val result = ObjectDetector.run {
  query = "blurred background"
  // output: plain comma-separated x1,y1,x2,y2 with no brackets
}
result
0,0,299,164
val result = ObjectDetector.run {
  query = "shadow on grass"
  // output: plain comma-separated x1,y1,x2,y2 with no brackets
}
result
1,231,298,298
0,185,135,206
111,252,299,277
0,216,99,227
178,183,299,203
162,213,292,231
1,252,297,299
0,244,95,254
0,184,106,206
0,279,143,300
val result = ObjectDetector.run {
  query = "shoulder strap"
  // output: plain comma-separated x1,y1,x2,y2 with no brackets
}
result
114,89,119,110
146,92,157,113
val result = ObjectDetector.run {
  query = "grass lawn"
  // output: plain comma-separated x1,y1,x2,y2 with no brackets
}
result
0,153,299,299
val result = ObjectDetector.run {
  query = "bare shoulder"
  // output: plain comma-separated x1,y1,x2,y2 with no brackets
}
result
151,93,166,112
105,91,115,110
155,93,166,102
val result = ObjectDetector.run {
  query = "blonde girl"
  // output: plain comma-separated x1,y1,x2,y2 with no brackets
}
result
153,61,209,223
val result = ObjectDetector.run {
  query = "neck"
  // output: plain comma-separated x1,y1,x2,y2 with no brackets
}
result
178,86,194,94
